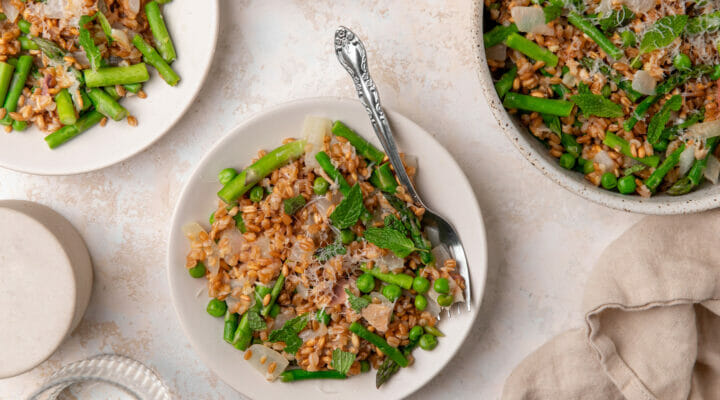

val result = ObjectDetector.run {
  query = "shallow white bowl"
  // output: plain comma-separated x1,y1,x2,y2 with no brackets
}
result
0,0,219,175
167,98,487,400
472,0,720,214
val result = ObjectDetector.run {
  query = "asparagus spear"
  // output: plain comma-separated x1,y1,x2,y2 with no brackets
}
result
280,370,347,382
0,55,32,126
383,193,434,265
132,35,180,86
332,121,385,163
145,1,177,63
44,110,104,149
84,64,150,87
668,137,720,195
86,88,128,121
55,89,78,125
645,143,686,191
260,274,285,317
0,61,15,106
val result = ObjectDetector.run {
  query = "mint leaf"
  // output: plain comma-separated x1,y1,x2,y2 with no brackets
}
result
330,184,364,229
268,313,309,354
542,113,562,137
314,241,347,262
640,15,688,54
543,4,563,23
647,95,683,145
383,215,408,236
246,310,267,331
363,227,417,258
570,93,624,118
345,289,370,313
283,195,306,215
599,6,634,32
331,349,356,375
686,11,720,35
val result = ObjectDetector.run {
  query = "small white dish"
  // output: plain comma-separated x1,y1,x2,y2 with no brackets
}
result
0,0,219,176
167,98,487,400
472,0,720,214
0,200,92,379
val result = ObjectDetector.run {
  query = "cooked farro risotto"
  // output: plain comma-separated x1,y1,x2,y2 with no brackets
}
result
485,0,720,196
0,0,179,149
182,116,466,387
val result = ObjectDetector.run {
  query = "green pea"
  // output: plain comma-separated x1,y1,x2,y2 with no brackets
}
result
437,294,454,307
412,276,430,294
582,159,595,174
673,53,692,71
414,294,428,311
249,186,265,202
601,84,611,98
218,168,238,185
209,211,215,225
360,360,371,373
418,333,438,351
433,278,450,294
206,299,227,317
601,172,617,190
313,177,329,195
316,308,330,325
340,229,356,244
617,175,637,195
620,30,636,47
559,153,576,170
711,65,720,81
188,261,207,278
269,303,281,318
356,273,375,293
408,325,424,342
382,284,402,302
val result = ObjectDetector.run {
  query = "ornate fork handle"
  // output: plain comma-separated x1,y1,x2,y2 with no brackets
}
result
334,26,424,207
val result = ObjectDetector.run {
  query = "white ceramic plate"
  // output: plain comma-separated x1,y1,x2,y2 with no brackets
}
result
472,0,720,214
167,98,487,400
0,0,219,176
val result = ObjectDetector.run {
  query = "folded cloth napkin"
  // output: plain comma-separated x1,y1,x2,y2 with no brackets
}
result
502,211,720,400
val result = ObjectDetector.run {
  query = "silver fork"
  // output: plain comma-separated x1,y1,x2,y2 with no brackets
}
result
334,26,471,312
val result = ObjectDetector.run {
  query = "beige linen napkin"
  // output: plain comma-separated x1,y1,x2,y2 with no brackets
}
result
502,211,720,400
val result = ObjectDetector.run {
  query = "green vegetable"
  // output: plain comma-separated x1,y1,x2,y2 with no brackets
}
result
96,11,113,43
349,322,408,367
504,33,558,67
412,276,430,294
233,212,247,233
218,140,306,203
414,294,427,311
312,176,329,195
409,325,424,342
206,298,227,317
360,360,371,373
645,143,686,191
218,168,238,185
384,214,408,236
647,95,683,145
246,310,267,331
248,185,264,202
86,88,128,121
361,265,414,290
280,369,346,382
494,66,517,99
17,19,31,34
542,113,562,137
223,311,238,343
600,173,616,190
84,64,150,87
345,288,370,312
673,53,692,71
330,184,364,229
503,92,574,116
424,325,445,337
382,284,402,302
598,6,634,32
602,132,660,168
283,195,306,215
566,11,624,59
268,313,309,354
624,163,647,176
315,151,351,194
269,303,281,318
617,175,637,194
570,93,623,118
331,349,356,375
582,159,595,174
363,227,418,258
316,308,331,325
433,278,450,294
332,121,384,163
188,261,206,278
146,1,177,63
370,163,398,194
132,35,180,86
44,111,104,149
78,24,102,71
260,273,285,317
620,30,636,47
340,229,356,244
639,15,688,54
314,241,347,262
383,194,434,265
18,35,38,51
54,89,77,125
419,334,438,350
669,137,720,195
543,4,563,22
685,11,720,35
0,62,14,106
484,23,519,48
357,273,376,293
559,153,576,170
0,55,32,126
561,133,581,157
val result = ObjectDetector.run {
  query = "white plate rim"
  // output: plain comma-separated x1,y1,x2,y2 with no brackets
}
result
166,97,488,399
0,0,220,176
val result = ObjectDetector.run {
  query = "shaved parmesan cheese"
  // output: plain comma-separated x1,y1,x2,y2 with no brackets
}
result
632,70,656,95
111,29,132,51
705,155,720,184
245,345,288,381
686,119,720,140
302,116,332,171
592,150,616,173
1,0,19,23
182,222,206,241
624,0,655,14
562,73,578,88
511,6,554,35
678,145,696,176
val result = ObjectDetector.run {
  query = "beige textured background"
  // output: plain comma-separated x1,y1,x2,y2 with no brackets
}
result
0,0,644,398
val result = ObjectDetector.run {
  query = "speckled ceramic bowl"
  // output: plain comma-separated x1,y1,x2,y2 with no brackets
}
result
472,0,720,214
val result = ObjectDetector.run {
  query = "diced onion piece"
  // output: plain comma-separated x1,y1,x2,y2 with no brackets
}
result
431,244,451,268
632,70,656,96
302,116,332,171
486,44,507,61
126,0,140,14
111,29,132,50
425,288,442,317
705,155,720,184
448,277,465,304
299,322,327,341
592,150,616,173
272,309,296,330
511,6,554,35
562,73,578,88
424,226,440,247
595,0,613,16
686,119,720,140
245,344,289,381
1,0,19,22
678,145,696,176
404,154,418,171
376,253,404,273
182,222,206,241
624,0,655,14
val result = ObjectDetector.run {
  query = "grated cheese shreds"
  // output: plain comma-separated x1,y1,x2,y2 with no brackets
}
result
25,0,97,34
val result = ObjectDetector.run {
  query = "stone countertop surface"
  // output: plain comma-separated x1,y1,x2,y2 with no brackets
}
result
0,1,644,399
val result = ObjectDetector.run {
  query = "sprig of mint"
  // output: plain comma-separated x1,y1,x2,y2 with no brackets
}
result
363,227,418,258
345,289,370,313
647,95,682,145
314,241,347,262
268,313,309,354
570,93,624,118
640,15,688,54
330,184,364,229
246,310,267,331
331,349,356,375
